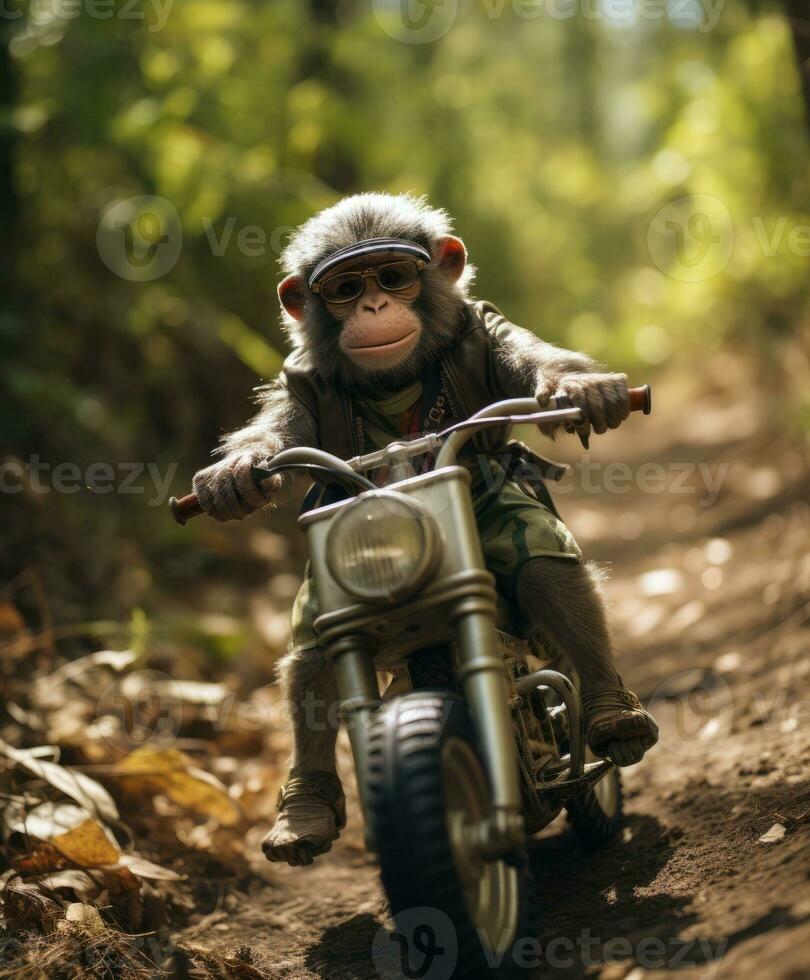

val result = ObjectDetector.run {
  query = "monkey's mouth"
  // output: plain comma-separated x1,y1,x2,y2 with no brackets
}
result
347,330,417,354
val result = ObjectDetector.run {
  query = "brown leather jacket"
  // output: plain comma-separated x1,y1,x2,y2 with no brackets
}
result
280,300,537,460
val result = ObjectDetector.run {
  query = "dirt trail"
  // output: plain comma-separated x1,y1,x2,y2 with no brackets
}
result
176,374,810,980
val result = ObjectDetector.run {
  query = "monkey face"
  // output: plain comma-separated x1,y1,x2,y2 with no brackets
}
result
278,234,468,385
322,254,424,371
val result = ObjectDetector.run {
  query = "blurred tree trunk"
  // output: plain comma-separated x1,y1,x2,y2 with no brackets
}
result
0,13,16,293
785,0,810,131
563,16,599,147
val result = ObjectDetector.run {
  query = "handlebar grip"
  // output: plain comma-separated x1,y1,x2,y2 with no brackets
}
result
628,384,652,415
169,493,203,526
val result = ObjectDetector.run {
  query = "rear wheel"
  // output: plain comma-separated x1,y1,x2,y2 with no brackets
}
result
366,692,537,978
565,751,623,849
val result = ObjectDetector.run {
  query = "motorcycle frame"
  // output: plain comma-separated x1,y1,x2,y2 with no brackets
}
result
300,464,526,856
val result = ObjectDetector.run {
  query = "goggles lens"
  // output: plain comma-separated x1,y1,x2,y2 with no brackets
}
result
319,260,421,303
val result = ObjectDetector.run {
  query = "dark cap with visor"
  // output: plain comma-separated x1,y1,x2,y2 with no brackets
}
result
308,237,431,289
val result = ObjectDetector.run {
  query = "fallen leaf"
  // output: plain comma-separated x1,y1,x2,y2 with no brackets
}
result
31,870,103,903
5,701,45,731
118,854,184,880
158,679,228,705
758,822,786,843
9,800,181,884
49,649,139,683
14,842,72,874
90,649,140,671
9,801,91,839
52,818,121,866
0,601,25,635
0,739,119,822
9,803,118,866
115,747,241,826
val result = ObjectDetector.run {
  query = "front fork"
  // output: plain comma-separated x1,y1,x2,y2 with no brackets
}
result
326,635,380,826
326,591,525,861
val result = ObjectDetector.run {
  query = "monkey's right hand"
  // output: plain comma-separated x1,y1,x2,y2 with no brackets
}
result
192,452,280,522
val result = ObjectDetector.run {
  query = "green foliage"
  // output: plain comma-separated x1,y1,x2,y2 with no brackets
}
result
1,0,808,613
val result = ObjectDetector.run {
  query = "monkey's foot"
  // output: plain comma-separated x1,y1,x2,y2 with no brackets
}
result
583,687,659,767
261,770,345,867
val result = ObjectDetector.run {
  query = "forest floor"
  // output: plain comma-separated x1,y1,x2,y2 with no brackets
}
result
2,360,809,979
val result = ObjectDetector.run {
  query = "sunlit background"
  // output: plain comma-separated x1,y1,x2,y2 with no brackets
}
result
0,0,807,649
2,4,810,975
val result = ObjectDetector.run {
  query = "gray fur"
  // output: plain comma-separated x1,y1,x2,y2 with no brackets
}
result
276,645,340,773
219,378,318,459
515,557,623,695
192,380,317,521
493,327,599,404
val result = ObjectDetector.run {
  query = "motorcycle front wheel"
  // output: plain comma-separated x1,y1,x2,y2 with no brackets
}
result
365,691,537,979
565,749,623,849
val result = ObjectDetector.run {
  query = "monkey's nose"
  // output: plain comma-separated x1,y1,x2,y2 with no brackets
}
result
363,296,389,314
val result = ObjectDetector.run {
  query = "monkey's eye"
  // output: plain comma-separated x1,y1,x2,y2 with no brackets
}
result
321,273,365,303
377,261,420,291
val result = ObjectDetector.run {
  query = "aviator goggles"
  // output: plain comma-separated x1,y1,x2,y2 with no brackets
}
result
312,259,427,304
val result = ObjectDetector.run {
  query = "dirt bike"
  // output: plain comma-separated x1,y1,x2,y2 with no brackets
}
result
170,385,651,978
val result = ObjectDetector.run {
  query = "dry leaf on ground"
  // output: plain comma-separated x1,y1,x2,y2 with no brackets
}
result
7,802,119,865
7,801,183,883
114,747,241,826
0,739,119,822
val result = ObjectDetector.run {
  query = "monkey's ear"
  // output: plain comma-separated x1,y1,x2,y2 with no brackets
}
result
432,235,467,283
278,275,307,321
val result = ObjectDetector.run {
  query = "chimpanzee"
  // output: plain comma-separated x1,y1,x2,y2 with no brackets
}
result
193,193,658,866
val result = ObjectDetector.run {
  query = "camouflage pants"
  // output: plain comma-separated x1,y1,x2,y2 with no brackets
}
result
289,475,582,654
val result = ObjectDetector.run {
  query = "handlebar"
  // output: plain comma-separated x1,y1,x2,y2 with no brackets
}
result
628,384,652,414
169,384,651,525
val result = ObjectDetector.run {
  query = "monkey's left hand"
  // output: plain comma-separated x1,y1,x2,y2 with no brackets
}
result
550,372,630,443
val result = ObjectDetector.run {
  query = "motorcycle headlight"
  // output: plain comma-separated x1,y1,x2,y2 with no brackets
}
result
326,493,439,602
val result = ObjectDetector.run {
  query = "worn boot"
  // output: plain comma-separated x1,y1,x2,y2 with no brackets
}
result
582,687,659,766
262,770,346,867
